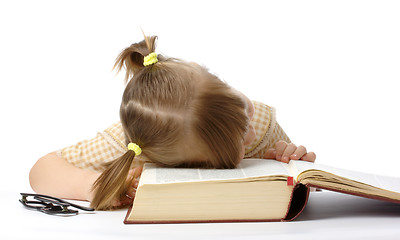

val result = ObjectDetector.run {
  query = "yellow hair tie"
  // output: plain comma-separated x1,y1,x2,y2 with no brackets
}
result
127,143,142,156
143,52,158,66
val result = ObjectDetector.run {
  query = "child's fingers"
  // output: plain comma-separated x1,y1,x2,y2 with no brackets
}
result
128,168,137,178
118,195,134,207
108,169,142,209
128,166,143,179
111,193,135,208
134,166,143,177
126,185,138,199
263,148,276,159
275,141,288,161
301,152,317,162
111,198,121,207
290,145,307,160
281,143,297,163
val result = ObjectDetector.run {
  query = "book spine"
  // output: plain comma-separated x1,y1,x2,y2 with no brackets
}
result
283,183,310,221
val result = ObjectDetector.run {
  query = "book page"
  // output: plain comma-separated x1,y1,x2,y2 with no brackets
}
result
289,160,400,193
140,159,290,185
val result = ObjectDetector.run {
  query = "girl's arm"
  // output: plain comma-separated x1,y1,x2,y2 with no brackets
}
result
29,122,125,203
29,152,142,207
29,152,100,201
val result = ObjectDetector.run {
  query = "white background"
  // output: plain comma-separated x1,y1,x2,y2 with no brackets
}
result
1,0,399,194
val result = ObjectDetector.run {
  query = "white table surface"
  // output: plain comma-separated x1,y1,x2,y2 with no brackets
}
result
3,190,400,240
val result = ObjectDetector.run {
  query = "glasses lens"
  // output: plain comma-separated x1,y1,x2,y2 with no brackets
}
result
27,201,50,208
35,195,94,212
19,198,50,209
41,206,78,216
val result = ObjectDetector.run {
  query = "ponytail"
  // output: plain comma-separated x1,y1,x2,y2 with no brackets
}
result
90,149,137,210
113,35,158,83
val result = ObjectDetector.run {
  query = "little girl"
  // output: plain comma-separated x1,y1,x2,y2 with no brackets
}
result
29,35,316,210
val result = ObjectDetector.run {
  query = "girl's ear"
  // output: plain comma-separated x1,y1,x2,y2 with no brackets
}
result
113,36,157,83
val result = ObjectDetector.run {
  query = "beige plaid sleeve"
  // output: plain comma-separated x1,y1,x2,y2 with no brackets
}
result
244,101,291,159
267,121,291,149
57,122,126,172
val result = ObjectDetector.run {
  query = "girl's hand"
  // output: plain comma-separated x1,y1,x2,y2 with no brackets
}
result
263,140,316,163
109,166,143,208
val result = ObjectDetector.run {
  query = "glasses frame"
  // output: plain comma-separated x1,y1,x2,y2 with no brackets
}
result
19,193,94,216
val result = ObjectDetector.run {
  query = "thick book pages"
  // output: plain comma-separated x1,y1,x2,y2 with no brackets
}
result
124,159,400,224
290,160,400,203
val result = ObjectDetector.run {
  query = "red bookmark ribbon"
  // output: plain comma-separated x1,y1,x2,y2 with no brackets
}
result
287,176,294,186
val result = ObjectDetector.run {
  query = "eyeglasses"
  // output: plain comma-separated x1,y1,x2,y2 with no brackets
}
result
19,193,95,216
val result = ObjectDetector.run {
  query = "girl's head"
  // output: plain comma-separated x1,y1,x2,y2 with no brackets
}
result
91,36,253,209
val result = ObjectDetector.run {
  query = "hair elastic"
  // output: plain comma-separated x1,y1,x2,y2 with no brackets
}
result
143,52,158,66
127,143,142,156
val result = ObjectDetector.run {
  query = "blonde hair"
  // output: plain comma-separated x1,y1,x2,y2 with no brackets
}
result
91,36,248,210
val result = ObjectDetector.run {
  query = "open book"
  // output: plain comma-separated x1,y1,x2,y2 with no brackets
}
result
124,159,400,224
